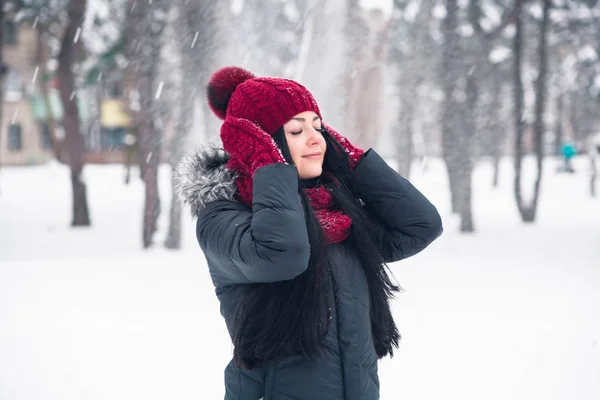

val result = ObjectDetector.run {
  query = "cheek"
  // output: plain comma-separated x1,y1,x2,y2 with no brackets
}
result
286,137,304,164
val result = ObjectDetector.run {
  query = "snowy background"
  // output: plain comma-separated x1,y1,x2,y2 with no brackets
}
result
1,155,599,400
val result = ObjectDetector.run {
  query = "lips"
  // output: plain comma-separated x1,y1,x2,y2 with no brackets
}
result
303,152,322,159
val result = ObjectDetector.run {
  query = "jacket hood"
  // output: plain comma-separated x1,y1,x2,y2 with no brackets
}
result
174,146,238,217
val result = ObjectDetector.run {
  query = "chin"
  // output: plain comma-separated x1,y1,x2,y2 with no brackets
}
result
299,167,322,179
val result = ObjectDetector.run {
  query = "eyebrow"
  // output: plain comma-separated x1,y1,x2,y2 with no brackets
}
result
291,116,321,122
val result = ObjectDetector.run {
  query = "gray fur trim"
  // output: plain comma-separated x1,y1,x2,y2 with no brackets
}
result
173,146,238,217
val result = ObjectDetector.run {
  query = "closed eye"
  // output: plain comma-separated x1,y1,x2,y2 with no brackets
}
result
291,125,322,135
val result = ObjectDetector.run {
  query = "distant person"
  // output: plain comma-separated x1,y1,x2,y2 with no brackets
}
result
560,142,577,173
175,66,442,399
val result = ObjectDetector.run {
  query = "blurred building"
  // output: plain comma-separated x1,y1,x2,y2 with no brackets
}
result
1,20,53,165
1,19,132,166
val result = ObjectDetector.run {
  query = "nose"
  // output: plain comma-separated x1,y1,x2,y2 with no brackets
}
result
307,127,323,145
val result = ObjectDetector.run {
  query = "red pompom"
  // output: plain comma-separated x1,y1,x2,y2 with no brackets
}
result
206,66,256,120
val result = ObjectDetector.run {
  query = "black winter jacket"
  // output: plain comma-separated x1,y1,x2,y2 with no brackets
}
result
176,148,442,400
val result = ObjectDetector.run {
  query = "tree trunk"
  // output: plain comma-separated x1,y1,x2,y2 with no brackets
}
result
492,156,500,187
591,151,597,197
343,0,362,143
164,0,216,247
123,125,137,185
188,1,219,144
513,0,550,223
294,0,319,83
457,163,474,232
513,1,525,217
164,144,183,249
441,0,464,220
446,162,460,214
344,1,388,149
468,0,513,190
555,92,564,157
490,67,503,188
165,3,192,249
391,1,434,178
164,116,183,249
122,5,139,185
526,0,550,222
139,93,161,249
0,0,4,185
129,0,168,248
569,91,579,142
458,69,476,232
396,92,413,178
57,0,90,227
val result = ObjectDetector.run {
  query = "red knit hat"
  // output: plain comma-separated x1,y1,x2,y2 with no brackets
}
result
206,66,321,135
205,66,364,221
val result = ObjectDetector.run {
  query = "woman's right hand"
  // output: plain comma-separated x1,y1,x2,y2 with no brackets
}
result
220,116,286,176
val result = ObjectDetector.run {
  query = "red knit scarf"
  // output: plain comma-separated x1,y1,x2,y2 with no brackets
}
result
232,167,352,245
304,185,352,244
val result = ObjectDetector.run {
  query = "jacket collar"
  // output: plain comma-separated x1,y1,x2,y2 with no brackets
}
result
174,146,238,217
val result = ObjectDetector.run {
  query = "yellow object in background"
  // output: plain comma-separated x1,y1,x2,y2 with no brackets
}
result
101,99,131,128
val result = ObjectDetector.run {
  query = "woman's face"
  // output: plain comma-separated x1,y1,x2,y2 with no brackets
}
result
283,111,327,179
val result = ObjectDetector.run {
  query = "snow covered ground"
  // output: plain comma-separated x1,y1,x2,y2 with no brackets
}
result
1,156,599,400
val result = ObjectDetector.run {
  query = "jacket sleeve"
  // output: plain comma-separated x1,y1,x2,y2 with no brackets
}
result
350,149,443,263
196,163,310,284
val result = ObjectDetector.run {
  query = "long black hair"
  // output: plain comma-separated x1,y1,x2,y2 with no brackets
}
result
230,126,400,369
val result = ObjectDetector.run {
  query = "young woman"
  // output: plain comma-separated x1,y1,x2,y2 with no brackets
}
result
176,66,443,400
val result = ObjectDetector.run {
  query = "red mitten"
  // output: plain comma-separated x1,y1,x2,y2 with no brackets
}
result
220,116,286,176
323,122,364,170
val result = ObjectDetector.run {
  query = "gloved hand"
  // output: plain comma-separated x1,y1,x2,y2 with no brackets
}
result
323,122,365,170
221,116,286,176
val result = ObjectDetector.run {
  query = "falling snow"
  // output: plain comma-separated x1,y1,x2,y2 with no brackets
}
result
11,108,19,125
73,27,82,44
2,2,599,399
155,82,164,100
32,66,39,84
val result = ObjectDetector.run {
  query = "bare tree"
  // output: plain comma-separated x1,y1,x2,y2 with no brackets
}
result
590,137,598,197
163,4,187,250
389,0,437,178
470,0,520,187
513,0,551,222
441,0,460,214
548,1,600,174
57,0,91,226
554,92,564,157
162,0,218,249
0,0,5,184
128,0,169,248
344,1,390,150
488,66,507,188
440,0,476,232
591,158,597,197
439,0,516,231
588,130,600,198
